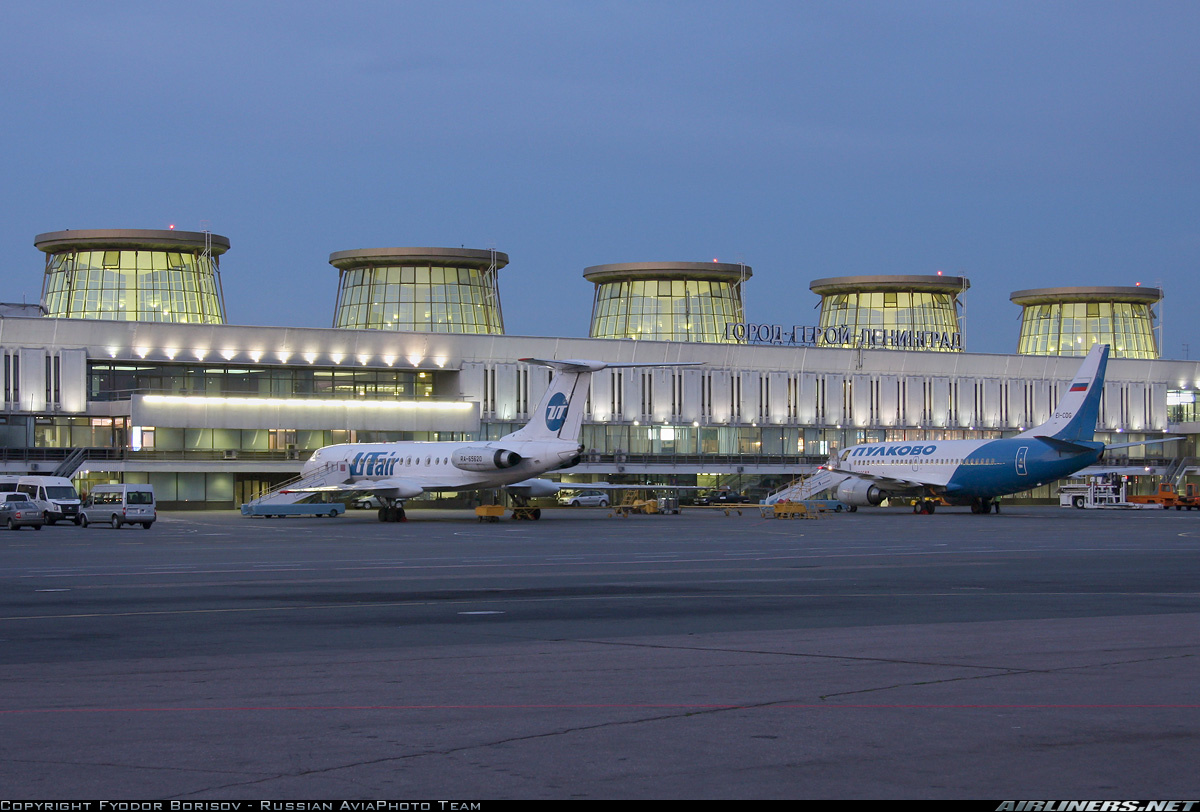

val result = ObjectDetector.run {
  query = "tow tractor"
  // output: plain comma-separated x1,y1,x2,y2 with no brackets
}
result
1125,483,1200,510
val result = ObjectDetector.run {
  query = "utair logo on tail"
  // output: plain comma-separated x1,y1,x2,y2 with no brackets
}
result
545,392,569,431
789,344,1181,515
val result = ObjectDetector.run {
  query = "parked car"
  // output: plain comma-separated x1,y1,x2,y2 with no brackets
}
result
696,490,748,506
557,489,610,507
80,484,156,529
0,492,44,530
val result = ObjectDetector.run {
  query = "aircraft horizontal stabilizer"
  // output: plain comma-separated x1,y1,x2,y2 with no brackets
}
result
1034,435,1096,455
1104,436,1185,451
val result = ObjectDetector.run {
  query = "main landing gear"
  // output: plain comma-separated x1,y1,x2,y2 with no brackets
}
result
970,498,1001,514
913,499,938,514
378,501,407,522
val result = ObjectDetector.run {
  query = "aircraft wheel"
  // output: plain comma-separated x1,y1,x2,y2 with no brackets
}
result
532,508,541,520
926,500,937,514
912,502,921,514
398,508,407,522
848,505,857,512
378,507,388,522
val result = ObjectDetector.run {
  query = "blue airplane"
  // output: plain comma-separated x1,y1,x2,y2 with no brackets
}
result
814,344,1176,513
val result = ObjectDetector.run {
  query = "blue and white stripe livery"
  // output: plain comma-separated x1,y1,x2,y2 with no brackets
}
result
824,344,1112,513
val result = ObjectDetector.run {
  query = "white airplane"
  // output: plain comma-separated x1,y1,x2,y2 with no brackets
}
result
290,358,686,521
811,344,1179,514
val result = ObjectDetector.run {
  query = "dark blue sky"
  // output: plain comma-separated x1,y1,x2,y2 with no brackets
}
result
3,2,1197,356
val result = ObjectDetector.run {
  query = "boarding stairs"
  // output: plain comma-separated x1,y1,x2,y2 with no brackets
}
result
763,467,848,504
1167,456,1200,489
52,447,89,479
242,462,347,509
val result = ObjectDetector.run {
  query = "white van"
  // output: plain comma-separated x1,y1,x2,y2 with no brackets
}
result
80,484,156,529
16,476,82,525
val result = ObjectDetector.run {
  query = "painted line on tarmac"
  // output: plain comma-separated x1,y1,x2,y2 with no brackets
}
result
2,701,1199,716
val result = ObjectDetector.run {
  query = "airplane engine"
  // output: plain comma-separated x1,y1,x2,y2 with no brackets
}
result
451,447,523,472
835,478,888,507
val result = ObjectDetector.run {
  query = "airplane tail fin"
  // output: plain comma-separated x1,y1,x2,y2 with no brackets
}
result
1018,343,1109,443
501,358,702,444
501,360,601,444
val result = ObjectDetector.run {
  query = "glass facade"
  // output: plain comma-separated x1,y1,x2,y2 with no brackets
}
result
331,253,504,333
590,278,743,342
38,232,227,323
86,362,444,401
814,285,965,352
1016,300,1158,358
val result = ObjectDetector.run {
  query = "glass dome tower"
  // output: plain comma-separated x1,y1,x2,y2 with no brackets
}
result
36,229,228,323
585,261,750,343
1011,286,1160,358
810,274,969,352
330,247,505,334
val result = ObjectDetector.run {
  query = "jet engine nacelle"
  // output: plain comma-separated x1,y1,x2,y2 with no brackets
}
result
451,447,523,472
835,478,888,507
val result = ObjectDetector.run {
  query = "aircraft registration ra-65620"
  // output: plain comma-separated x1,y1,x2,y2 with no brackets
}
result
817,344,1179,514
289,358,691,522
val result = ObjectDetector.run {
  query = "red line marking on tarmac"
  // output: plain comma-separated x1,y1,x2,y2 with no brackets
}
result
2,703,1198,715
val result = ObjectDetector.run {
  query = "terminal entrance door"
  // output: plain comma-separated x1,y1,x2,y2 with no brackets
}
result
236,475,290,506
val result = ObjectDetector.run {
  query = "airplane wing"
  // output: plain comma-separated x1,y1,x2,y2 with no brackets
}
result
847,471,940,491
283,479,427,499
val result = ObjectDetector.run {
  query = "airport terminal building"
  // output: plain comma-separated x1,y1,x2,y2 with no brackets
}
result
2,229,1197,508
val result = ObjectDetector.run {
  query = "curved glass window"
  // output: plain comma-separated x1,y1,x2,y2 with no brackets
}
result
1016,301,1158,358
589,279,742,342
333,265,503,333
816,291,963,351
42,249,225,323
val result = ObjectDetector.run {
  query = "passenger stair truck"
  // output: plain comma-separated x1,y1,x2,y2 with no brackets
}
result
240,462,347,517
763,467,846,505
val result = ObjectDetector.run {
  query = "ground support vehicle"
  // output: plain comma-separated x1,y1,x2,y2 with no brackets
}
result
475,505,505,523
770,502,817,520
1125,483,1200,509
1058,479,1157,509
240,502,345,518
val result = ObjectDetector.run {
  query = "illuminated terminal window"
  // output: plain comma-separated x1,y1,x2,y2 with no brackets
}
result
36,229,227,323
585,262,750,343
810,275,969,351
330,247,505,334
1011,286,1160,359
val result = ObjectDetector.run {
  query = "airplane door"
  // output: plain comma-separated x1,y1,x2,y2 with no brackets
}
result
1015,446,1029,476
